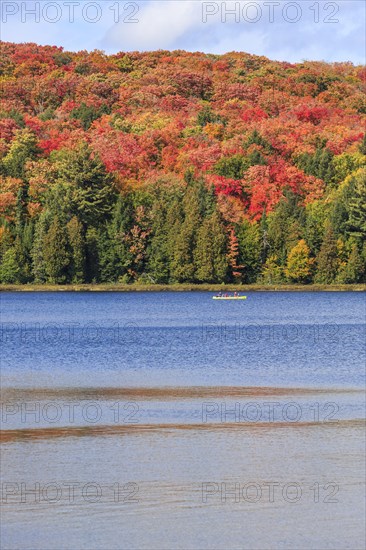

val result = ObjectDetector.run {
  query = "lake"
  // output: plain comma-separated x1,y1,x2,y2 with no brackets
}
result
1,291,365,549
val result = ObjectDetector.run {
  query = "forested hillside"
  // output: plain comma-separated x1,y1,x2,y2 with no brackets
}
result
0,42,365,284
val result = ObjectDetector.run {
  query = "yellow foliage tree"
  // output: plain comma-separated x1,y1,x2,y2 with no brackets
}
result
285,239,314,283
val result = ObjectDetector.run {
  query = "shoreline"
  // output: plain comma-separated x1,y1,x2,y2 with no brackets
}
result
1,283,365,292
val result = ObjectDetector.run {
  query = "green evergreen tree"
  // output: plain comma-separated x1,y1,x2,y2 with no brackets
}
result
260,255,284,284
194,211,228,283
248,149,266,166
237,219,262,283
337,243,364,283
214,154,249,179
260,209,270,265
330,198,348,238
165,196,184,277
85,227,100,283
110,194,135,279
43,217,71,283
246,129,272,152
197,105,222,127
12,235,30,283
315,226,339,284
96,223,119,283
147,200,170,283
202,184,217,217
70,102,110,130
31,211,50,283
0,247,21,283
267,191,304,265
170,186,201,282
54,143,116,228
0,226,13,263
15,183,29,234
197,179,215,218
67,216,85,283
359,134,366,155
361,241,366,283
347,169,366,240
296,147,334,184
171,224,196,282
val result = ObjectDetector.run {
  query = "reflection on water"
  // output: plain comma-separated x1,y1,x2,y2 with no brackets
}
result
1,421,365,550
1,292,365,549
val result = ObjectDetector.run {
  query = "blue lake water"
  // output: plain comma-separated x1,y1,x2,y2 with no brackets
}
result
1,291,365,549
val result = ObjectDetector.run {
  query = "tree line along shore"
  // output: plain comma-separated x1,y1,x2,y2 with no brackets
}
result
1,45,365,286
1,283,365,292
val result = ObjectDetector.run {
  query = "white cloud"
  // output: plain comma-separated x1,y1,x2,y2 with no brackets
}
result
101,1,365,64
103,1,201,51
1,1,364,64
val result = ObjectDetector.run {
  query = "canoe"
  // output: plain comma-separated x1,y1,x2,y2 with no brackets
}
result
212,296,247,300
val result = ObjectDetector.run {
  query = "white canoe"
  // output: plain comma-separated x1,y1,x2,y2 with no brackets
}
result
212,296,247,300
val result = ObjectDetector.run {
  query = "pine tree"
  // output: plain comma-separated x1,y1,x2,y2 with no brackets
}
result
194,211,228,283
54,143,116,228
171,224,196,282
203,184,217,217
0,247,21,283
98,230,117,282
347,168,366,240
15,183,29,234
0,227,13,265
70,102,110,130
315,226,339,283
18,221,34,282
147,200,170,283
337,243,364,283
67,216,85,283
246,129,272,152
197,105,220,127
359,134,366,155
31,212,50,283
260,209,270,264
362,241,366,283
85,227,100,283
170,186,201,282
237,219,262,283
165,196,184,278
12,235,29,283
214,154,249,179
43,217,71,283
110,194,135,279
267,191,304,265
260,255,284,284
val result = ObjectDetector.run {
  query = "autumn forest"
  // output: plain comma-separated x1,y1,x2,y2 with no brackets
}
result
0,42,365,285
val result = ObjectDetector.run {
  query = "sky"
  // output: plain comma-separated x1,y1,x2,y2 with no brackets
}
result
1,0,365,64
